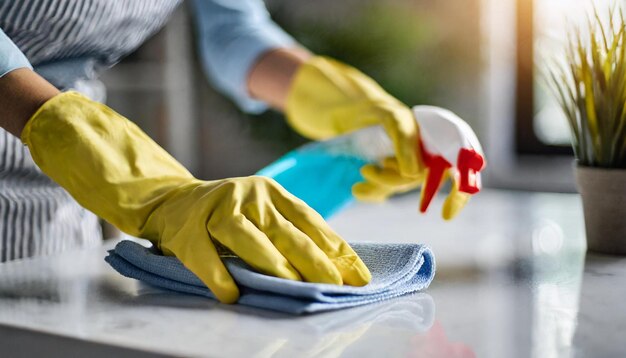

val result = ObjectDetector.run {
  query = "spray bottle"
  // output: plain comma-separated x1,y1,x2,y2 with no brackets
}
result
257,105,486,219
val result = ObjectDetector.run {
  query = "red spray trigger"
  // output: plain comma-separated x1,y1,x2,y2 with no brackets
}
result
418,142,452,213
456,148,485,194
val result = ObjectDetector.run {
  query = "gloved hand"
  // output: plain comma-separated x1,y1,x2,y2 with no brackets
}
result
21,91,371,304
286,58,484,220
285,56,423,179
354,106,485,221
352,154,470,220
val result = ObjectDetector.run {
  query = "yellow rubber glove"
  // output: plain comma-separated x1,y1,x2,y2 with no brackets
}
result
21,91,371,304
354,159,470,220
352,157,424,202
287,58,477,220
286,56,422,179
441,174,471,220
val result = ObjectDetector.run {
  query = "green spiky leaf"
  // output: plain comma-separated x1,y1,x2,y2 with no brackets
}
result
544,5,626,168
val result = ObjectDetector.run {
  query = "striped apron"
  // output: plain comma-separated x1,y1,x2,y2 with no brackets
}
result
0,0,182,261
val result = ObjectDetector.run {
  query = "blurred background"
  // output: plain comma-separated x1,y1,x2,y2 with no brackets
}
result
99,0,610,192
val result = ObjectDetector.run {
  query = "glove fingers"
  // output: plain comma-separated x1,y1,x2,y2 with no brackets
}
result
379,105,420,178
360,163,423,188
161,229,240,304
352,181,394,202
353,159,423,202
210,214,302,282
255,210,344,285
272,186,371,286
442,177,471,221
381,155,425,175
381,156,400,171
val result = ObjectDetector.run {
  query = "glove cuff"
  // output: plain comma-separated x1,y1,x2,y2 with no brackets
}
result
285,56,406,140
22,91,195,237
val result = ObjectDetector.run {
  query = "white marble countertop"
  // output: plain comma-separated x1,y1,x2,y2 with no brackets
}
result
0,189,624,357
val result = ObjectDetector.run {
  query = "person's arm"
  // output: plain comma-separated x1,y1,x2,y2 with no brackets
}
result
0,27,59,137
189,0,304,113
21,91,371,304
247,47,310,110
0,69,59,137
0,26,371,304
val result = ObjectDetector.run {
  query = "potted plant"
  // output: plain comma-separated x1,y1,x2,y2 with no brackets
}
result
547,7,626,254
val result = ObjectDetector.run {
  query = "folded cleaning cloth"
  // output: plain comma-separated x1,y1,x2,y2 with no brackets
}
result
105,240,435,315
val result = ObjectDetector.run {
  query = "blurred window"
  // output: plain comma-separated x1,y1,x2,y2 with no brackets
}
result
519,0,612,154
266,0,483,131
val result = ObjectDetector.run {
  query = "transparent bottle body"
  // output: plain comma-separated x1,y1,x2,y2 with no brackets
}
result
257,126,392,219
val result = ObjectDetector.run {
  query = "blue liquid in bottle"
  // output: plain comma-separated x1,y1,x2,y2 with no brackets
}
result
256,127,391,219
257,151,368,219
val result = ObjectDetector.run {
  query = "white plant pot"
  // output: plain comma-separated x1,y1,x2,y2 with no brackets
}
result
576,165,626,255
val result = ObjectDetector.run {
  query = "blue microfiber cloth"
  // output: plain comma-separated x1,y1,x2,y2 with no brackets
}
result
105,240,435,315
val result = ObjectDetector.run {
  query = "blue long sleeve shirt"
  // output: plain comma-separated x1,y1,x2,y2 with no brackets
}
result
190,0,296,113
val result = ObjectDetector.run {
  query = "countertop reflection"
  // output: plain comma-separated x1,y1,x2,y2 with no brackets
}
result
0,189,622,357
